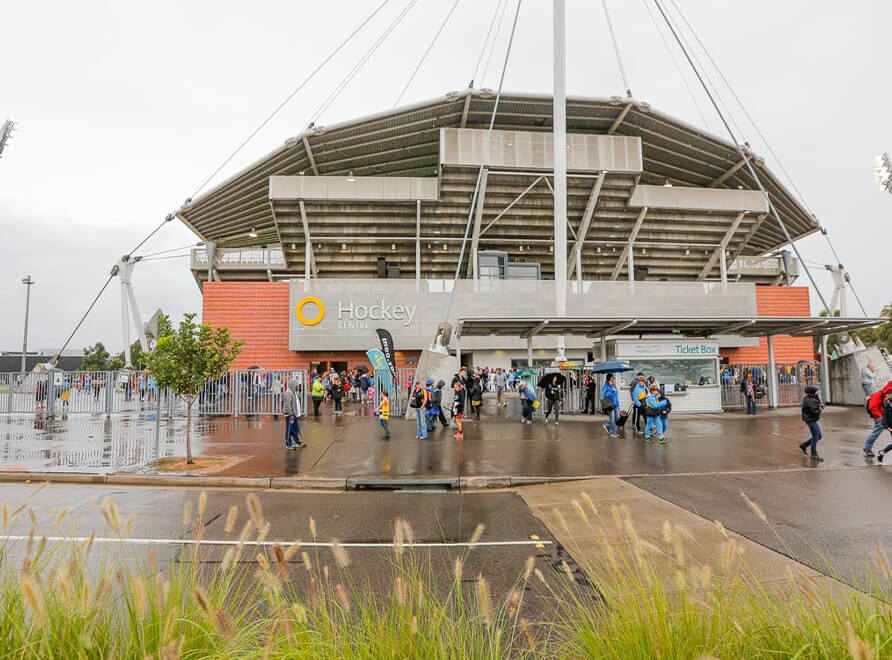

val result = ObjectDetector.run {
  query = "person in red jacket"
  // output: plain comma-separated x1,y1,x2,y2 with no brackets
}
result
863,381,892,457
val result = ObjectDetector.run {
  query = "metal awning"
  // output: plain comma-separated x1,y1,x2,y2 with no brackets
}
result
456,316,884,339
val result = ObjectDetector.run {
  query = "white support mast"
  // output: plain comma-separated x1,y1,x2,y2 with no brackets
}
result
553,0,568,362
114,256,149,368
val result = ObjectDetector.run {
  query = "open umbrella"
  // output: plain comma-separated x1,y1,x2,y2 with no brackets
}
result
353,365,369,374
537,372,567,388
589,360,634,374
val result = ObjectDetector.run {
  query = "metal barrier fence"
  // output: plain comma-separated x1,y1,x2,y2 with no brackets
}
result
371,368,412,417
720,362,822,409
0,369,308,418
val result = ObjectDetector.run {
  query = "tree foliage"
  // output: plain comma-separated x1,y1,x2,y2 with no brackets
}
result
852,302,892,352
81,342,112,371
145,313,242,463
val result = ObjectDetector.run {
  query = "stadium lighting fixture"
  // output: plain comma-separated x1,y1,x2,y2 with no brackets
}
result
347,171,356,182
391,243,396,250
248,227,258,238
875,153,892,193
0,119,17,161
663,179,672,187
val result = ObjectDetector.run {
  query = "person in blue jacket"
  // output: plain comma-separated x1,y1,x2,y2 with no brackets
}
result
424,377,440,432
601,373,620,437
644,384,669,443
519,380,538,424
631,373,647,435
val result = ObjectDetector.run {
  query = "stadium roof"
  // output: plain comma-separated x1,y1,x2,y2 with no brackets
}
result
178,89,821,280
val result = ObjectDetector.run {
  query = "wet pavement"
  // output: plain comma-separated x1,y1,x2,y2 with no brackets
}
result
0,398,884,480
0,483,559,611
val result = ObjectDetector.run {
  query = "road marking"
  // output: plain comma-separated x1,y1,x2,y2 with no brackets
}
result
0,535,552,549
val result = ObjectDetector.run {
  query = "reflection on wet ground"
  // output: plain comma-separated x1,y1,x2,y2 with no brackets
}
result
0,398,881,478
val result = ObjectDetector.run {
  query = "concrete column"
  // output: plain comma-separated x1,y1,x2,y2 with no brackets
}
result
627,243,635,283
415,200,421,281
600,336,607,361
821,334,831,403
767,335,779,409
719,244,728,284
527,336,533,367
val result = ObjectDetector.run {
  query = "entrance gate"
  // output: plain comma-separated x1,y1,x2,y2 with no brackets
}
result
720,362,822,409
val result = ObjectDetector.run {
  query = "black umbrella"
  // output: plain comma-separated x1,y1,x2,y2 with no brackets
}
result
589,360,634,374
353,365,369,374
537,372,567,388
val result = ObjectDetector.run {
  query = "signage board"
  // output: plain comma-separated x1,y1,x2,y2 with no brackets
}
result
613,340,719,359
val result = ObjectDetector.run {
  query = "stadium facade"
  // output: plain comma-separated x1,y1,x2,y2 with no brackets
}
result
178,90,875,410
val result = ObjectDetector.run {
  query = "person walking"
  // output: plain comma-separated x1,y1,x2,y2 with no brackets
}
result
862,363,878,403
330,377,344,415
359,372,370,404
658,387,671,440
375,390,391,439
282,378,304,450
863,381,892,457
424,378,440,432
410,380,429,440
434,380,449,428
452,380,466,439
741,371,757,415
493,368,508,408
311,376,325,418
644,384,668,443
543,374,562,426
583,372,597,415
469,375,484,420
508,369,517,391
601,373,619,437
519,380,538,425
798,385,824,461
631,373,647,434
872,389,892,462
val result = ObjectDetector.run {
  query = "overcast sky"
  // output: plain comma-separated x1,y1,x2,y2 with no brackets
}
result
1,0,890,353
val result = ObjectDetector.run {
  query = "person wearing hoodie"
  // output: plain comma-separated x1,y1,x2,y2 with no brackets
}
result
643,384,668,443
873,389,892,462
282,378,304,450
518,380,538,425
798,385,824,461
864,381,892,457
424,377,440,432
630,373,647,434
433,380,449,428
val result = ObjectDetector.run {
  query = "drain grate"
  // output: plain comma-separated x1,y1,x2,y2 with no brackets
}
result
346,477,458,491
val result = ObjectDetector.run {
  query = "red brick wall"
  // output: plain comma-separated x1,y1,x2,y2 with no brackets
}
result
202,282,419,371
720,286,816,363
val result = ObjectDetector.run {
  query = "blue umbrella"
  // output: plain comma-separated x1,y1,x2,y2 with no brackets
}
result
589,360,634,374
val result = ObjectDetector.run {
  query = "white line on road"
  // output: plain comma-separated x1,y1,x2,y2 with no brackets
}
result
1,535,552,549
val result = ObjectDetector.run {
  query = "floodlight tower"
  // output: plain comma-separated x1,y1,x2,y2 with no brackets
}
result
0,119,17,161
875,153,892,193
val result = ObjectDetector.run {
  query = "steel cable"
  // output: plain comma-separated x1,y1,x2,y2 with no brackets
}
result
394,0,462,107
470,0,506,87
601,0,631,96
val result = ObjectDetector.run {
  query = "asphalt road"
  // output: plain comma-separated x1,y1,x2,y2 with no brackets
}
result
0,483,561,613
626,466,892,587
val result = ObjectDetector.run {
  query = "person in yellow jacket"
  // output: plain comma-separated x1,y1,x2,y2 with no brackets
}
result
311,376,326,418
375,391,391,439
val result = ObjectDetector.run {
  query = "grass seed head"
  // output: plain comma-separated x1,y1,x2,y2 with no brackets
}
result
507,589,521,617
221,548,235,573
302,552,312,572
256,553,270,572
581,491,597,517
20,576,44,623
256,521,271,544
215,609,234,642
273,544,287,575
523,555,535,580
28,508,37,527
552,507,570,534
846,619,873,660
335,582,351,611
476,576,491,625
454,558,463,582
309,516,317,538
331,539,350,568
394,576,408,605
224,506,238,534
875,549,891,580
247,493,264,527
571,499,589,525
284,540,301,561
198,491,207,517
469,522,486,545
193,586,212,618
740,492,768,523
182,501,193,529
520,618,536,650
561,561,575,583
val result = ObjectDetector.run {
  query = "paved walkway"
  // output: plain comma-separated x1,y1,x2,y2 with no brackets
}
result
0,399,884,483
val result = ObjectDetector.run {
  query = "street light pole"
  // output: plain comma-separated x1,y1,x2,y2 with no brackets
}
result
21,276,34,374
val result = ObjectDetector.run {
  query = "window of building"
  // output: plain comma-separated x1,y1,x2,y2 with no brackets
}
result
619,358,719,390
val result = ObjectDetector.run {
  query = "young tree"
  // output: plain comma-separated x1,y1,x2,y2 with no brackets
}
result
82,342,111,371
145,314,242,464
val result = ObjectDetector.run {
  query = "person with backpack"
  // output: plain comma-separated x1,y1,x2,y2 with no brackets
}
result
359,372,370,404
798,385,824,461
452,380,466,439
410,380,429,440
282,378,304,450
518,380,538,425
424,377,440,432
864,381,892,457
872,389,892,462
543,374,563,426
583,372,597,415
601,373,619,437
311,376,326,418
469,375,484,420
631,373,647,434
644,384,668,443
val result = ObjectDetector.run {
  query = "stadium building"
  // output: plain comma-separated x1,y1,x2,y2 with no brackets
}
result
178,90,875,411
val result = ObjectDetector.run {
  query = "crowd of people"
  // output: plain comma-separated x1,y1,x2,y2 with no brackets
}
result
281,363,892,467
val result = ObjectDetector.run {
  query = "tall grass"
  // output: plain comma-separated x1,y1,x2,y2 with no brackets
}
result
0,487,890,658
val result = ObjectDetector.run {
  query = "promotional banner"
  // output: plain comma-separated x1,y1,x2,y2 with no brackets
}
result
375,328,399,383
365,349,388,372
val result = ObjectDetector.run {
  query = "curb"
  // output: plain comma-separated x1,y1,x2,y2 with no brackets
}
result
0,471,600,491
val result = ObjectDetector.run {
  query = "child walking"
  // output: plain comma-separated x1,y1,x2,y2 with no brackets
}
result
798,385,824,461
375,391,391,440
452,380,466,439
644,384,668,443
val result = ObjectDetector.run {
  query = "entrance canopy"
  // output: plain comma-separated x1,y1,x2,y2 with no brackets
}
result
456,316,884,340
